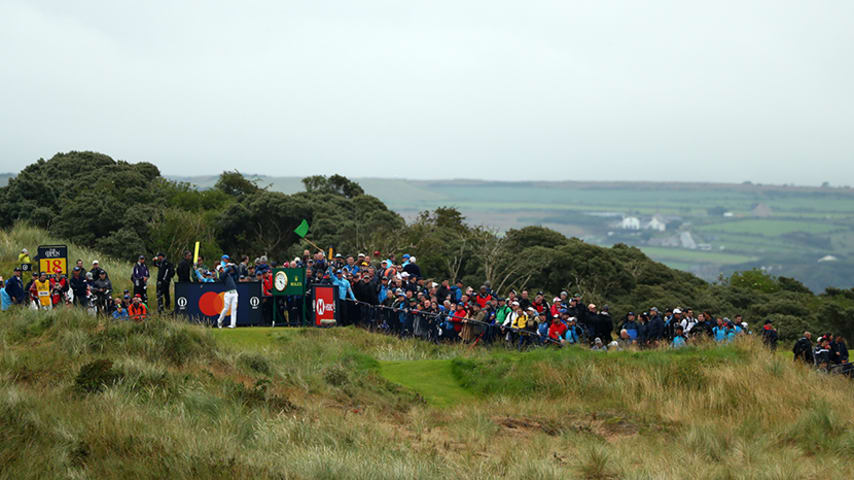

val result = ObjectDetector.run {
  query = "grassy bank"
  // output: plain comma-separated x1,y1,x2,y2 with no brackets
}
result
0,223,145,296
1,307,853,479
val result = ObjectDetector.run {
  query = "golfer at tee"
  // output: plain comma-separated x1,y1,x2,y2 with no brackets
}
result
217,255,239,328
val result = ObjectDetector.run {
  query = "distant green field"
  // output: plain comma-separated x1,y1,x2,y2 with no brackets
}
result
697,219,840,236
640,247,757,265
160,175,854,290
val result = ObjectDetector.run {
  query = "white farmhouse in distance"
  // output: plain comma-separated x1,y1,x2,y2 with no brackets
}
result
620,216,641,230
646,215,666,232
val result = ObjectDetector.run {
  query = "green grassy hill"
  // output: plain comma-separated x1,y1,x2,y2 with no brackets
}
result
2,308,853,479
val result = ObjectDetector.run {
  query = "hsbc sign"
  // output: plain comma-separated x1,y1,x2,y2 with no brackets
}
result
313,285,337,326
315,298,334,314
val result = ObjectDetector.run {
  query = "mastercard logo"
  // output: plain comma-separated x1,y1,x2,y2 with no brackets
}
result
199,291,232,316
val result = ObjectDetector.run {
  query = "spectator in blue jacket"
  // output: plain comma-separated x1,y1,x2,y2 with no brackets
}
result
646,307,664,343
5,267,24,305
0,279,12,311
672,326,687,348
713,317,727,343
564,317,583,344
112,301,129,319
621,312,639,341
332,270,356,301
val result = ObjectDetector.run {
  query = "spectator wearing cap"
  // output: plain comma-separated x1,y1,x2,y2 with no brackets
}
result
128,295,148,321
90,260,107,281
402,256,422,279
132,255,149,302
390,289,407,333
636,312,649,345
68,262,89,308
549,297,562,318
5,267,24,305
255,256,271,276
531,292,549,316
18,248,31,264
621,312,639,341
646,307,664,343
665,308,682,340
331,269,356,301
401,254,411,268
502,302,526,345
565,317,583,344
558,291,569,307
357,253,370,268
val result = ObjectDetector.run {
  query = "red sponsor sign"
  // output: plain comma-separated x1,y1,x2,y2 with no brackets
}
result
314,285,336,326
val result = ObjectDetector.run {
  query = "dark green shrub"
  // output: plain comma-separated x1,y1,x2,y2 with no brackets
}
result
237,352,272,375
74,359,123,393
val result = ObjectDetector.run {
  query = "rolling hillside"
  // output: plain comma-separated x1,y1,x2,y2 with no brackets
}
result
4,167,853,290
169,175,854,291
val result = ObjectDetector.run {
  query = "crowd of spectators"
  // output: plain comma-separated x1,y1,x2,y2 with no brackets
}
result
0,250,170,321
0,246,849,375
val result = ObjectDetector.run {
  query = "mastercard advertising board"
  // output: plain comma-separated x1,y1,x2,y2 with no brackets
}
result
174,281,263,326
313,285,338,327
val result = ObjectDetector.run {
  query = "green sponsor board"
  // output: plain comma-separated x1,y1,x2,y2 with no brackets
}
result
272,268,306,296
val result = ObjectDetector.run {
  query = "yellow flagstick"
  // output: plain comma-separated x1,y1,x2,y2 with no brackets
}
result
193,241,200,266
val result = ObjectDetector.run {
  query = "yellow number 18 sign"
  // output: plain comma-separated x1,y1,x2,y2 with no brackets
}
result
37,245,68,276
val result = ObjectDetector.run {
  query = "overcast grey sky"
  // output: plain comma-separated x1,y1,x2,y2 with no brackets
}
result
1,1,852,185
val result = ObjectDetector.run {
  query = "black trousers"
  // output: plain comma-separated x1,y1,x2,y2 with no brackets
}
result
73,290,88,308
156,283,170,312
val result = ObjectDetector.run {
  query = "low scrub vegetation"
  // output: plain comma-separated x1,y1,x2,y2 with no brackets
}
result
1,307,853,479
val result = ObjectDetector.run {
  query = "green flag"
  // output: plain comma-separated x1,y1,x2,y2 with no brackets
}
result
294,219,309,238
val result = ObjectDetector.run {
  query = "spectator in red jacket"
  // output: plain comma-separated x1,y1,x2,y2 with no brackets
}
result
475,285,492,308
548,315,568,344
